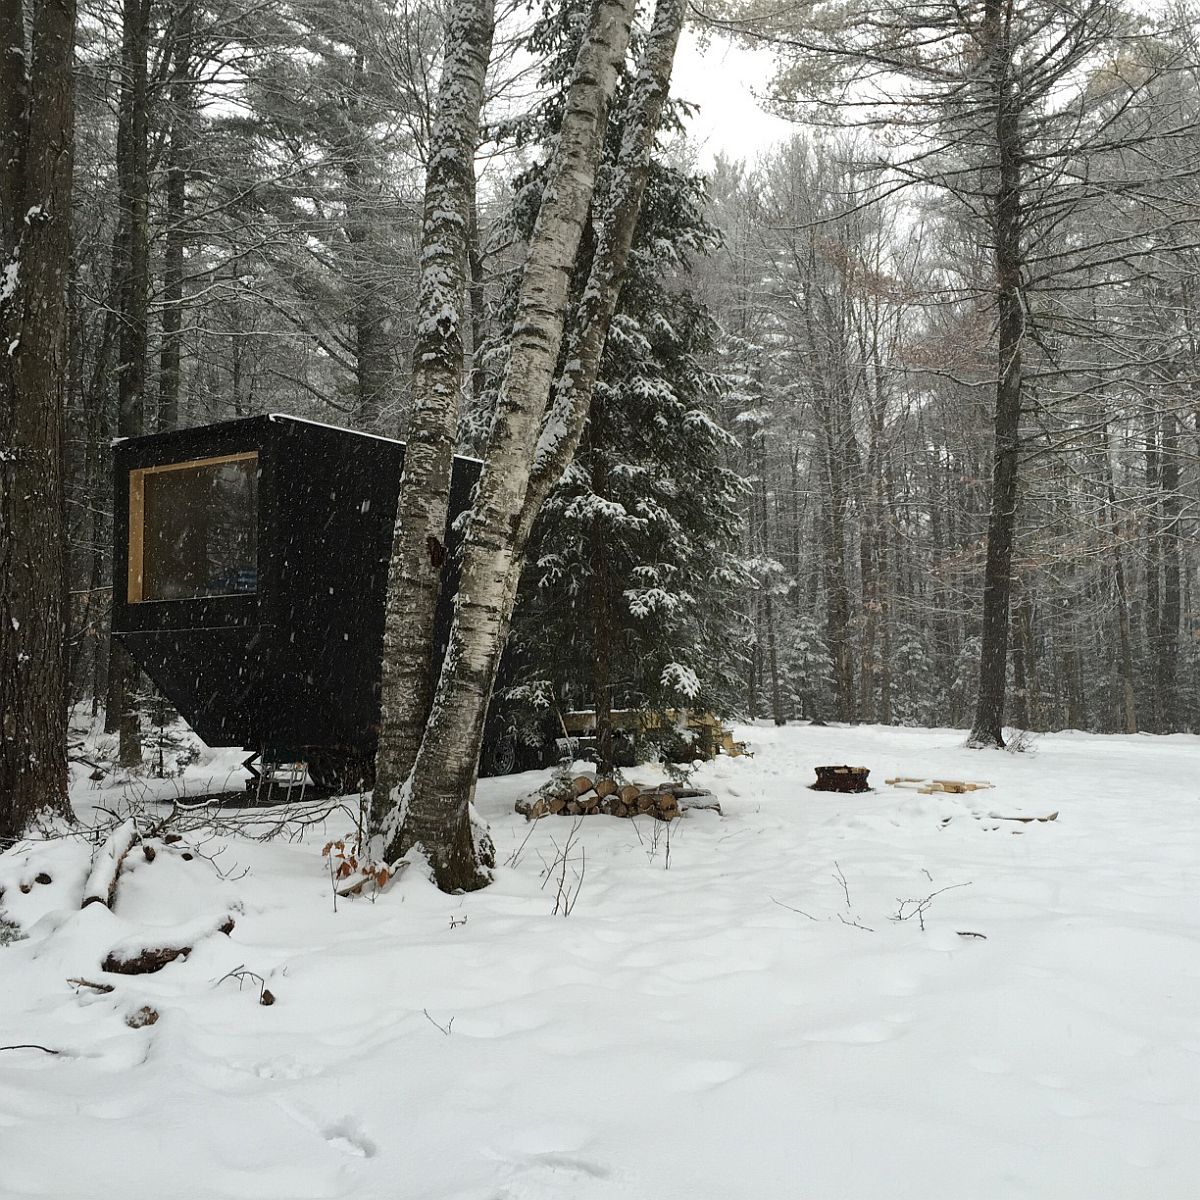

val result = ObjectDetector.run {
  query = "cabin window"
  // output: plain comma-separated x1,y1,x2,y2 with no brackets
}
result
128,452,259,603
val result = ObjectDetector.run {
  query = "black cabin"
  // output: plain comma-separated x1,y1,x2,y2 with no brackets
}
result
111,414,480,788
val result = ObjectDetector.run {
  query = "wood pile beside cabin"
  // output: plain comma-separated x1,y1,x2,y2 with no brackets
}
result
515,775,721,822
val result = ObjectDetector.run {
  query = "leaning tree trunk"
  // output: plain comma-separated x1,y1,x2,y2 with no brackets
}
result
369,0,496,851
0,0,78,841
968,0,1024,749
393,0,682,890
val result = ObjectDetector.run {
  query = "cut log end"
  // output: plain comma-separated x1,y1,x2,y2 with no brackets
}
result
811,766,871,794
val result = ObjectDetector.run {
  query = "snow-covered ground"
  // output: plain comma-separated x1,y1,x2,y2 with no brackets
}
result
2,723,1199,1199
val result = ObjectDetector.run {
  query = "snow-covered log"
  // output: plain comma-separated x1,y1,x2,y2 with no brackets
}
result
101,914,235,975
81,818,139,909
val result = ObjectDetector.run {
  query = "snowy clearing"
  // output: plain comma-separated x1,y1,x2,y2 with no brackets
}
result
2,723,1199,1199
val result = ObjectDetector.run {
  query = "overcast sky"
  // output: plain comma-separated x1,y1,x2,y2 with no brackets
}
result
669,28,795,166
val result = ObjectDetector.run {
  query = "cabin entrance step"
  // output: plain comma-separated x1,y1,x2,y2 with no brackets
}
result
245,750,310,804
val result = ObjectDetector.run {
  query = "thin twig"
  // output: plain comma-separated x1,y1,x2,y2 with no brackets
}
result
832,861,851,910
892,882,972,931
66,978,114,994
771,896,820,921
423,1008,454,1036
837,912,876,932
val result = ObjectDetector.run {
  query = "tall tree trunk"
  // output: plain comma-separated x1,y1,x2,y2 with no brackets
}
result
589,438,615,772
874,466,893,724
395,0,680,890
1011,591,1028,728
747,598,761,720
1101,423,1137,733
758,465,784,725
107,0,152,769
156,0,194,432
1157,408,1181,731
466,174,488,410
968,0,1024,748
369,0,496,849
343,46,392,434
818,443,855,723
1142,405,1161,729
0,0,78,839
764,589,784,725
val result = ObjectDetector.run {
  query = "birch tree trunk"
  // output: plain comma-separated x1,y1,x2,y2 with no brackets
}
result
0,0,77,840
391,0,684,890
370,0,495,848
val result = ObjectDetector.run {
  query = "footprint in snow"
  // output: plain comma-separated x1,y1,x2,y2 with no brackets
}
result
323,1118,377,1158
490,1153,610,1198
247,1057,320,1081
271,1099,376,1158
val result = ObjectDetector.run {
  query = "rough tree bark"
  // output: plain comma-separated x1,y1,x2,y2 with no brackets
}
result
388,0,683,889
968,0,1024,749
106,0,152,766
1156,408,1181,731
156,0,195,432
0,0,78,840
1101,422,1137,734
589,432,616,774
369,0,496,845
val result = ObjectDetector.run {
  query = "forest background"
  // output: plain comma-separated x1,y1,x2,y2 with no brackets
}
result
51,0,1200,761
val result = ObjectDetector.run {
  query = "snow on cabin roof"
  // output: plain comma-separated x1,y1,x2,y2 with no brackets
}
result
269,413,484,464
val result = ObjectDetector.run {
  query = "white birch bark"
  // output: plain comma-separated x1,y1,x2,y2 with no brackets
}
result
522,0,687,538
395,0,685,891
370,0,495,847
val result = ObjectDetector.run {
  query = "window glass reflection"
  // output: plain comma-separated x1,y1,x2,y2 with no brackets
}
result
134,454,258,602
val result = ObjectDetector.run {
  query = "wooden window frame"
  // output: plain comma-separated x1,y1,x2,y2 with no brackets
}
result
127,450,259,604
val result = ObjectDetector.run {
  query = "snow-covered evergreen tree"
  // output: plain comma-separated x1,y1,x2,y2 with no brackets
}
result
519,163,748,723
484,2,749,757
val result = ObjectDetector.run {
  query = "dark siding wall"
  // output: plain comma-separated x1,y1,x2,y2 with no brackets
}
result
114,415,484,759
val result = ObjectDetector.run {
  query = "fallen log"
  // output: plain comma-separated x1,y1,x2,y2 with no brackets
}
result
82,819,139,909
988,811,1058,823
101,915,235,975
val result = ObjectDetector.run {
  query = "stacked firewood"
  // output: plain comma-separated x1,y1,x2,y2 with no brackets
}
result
517,776,691,822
